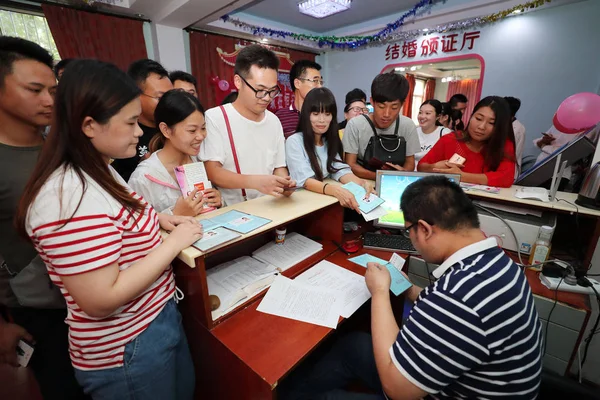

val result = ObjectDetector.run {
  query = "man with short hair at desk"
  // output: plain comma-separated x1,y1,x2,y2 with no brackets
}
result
285,176,542,400
201,44,296,206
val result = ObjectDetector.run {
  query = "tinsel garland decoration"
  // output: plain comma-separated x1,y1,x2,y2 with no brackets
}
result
221,0,439,49
220,0,551,49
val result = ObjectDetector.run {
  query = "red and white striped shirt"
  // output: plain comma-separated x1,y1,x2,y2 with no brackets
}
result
26,166,175,371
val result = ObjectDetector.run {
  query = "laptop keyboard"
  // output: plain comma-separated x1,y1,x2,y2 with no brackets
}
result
363,232,417,254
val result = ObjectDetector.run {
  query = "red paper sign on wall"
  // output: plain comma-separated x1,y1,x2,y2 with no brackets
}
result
385,31,481,61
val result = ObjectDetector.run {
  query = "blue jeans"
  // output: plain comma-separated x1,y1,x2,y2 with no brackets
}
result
74,300,195,400
280,332,385,400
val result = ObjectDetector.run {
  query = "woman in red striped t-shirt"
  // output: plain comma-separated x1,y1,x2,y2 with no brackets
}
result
418,96,516,188
16,60,203,400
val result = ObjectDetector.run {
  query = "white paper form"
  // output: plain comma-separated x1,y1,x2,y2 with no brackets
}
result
257,275,343,329
183,162,212,190
295,260,371,318
252,233,322,271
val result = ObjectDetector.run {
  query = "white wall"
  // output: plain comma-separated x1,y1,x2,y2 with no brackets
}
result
320,0,600,158
153,24,188,72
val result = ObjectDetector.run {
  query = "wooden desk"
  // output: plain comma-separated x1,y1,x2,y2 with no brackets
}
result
169,188,394,399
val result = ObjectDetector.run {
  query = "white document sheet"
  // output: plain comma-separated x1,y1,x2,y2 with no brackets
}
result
295,260,371,318
257,275,343,329
252,232,323,271
360,205,389,222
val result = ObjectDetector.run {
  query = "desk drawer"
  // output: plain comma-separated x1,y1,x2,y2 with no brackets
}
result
534,295,585,331
540,320,578,362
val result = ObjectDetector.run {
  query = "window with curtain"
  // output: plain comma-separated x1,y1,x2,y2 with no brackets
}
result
0,9,60,60
411,78,426,125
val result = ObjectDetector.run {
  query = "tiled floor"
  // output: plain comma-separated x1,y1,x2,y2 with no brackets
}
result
0,364,42,400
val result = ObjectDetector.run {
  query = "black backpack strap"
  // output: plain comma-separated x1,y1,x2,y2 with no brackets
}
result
394,117,400,137
363,114,378,137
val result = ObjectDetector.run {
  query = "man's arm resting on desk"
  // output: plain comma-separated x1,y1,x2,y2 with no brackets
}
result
344,153,376,180
205,161,293,197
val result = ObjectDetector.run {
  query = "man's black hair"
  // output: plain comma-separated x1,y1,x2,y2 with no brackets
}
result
504,96,521,118
345,88,367,105
401,176,480,231
54,58,74,78
169,70,197,88
371,73,409,104
290,60,321,91
127,59,169,88
449,93,468,108
0,36,53,87
234,44,279,79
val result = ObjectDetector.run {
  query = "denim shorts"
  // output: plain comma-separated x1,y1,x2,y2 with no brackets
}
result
74,299,195,400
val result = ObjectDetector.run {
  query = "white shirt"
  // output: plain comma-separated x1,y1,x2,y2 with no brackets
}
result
512,119,526,177
532,125,573,180
415,126,451,169
200,104,286,206
128,151,200,214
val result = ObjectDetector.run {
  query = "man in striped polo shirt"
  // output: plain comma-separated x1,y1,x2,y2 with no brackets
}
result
275,60,322,138
284,176,542,399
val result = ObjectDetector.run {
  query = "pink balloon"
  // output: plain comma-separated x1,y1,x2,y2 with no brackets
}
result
218,80,230,92
555,92,600,133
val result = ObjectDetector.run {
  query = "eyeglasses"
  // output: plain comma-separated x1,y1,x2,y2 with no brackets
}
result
141,93,162,101
298,77,324,86
348,106,369,114
238,75,281,99
400,223,419,239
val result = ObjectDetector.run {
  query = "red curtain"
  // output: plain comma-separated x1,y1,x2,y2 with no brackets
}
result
402,74,415,118
42,4,147,71
446,79,480,125
424,79,436,101
189,31,316,110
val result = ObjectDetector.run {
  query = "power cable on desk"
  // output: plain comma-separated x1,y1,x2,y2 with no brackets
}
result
474,203,524,266
543,277,563,357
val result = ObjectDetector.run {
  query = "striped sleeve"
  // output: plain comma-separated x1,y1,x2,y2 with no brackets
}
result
28,184,122,276
390,289,489,394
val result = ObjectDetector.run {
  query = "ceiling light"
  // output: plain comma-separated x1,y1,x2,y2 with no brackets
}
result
410,66,417,71
261,38,268,43
441,77,447,83
298,0,351,19
422,28,429,32
512,9,522,14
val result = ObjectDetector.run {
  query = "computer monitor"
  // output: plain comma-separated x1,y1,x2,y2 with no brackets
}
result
515,128,597,187
374,171,461,229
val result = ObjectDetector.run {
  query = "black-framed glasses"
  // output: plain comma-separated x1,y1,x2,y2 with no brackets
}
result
238,74,281,99
400,223,419,239
298,77,324,86
348,106,369,114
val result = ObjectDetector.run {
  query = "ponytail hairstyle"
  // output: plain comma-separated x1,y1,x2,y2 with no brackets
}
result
440,102,465,131
461,96,516,171
16,59,143,237
420,99,443,126
149,89,205,153
297,87,342,181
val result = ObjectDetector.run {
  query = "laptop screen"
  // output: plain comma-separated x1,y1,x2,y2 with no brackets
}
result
375,171,461,229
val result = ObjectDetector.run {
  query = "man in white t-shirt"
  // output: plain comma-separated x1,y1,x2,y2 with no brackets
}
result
201,45,296,206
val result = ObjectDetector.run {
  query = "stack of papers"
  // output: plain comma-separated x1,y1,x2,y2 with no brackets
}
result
341,182,386,221
257,261,371,328
349,253,412,296
193,210,272,252
207,256,278,320
252,233,323,272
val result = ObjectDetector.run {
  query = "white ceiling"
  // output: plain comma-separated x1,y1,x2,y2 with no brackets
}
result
238,0,419,33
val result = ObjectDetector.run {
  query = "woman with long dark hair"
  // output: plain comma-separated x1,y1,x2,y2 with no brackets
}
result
16,60,202,399
418,96,516,187
129,89,222,215
440,102,465,132
286,88,372,211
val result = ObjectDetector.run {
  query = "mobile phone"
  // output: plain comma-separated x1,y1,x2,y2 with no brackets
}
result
16,339,34,367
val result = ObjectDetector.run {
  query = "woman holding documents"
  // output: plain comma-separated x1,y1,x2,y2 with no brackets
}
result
129,89,223,215
286,88,373,211
417,96,516,187
16,60,202,399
